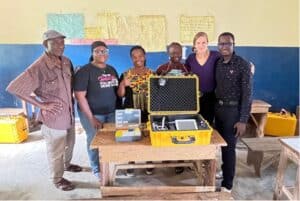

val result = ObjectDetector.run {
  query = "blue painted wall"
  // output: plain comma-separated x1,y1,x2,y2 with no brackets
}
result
0,45,298,113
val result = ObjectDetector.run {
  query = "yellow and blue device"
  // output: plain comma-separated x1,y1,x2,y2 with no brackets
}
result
115,109,142,142
0,115,28,143
147,75,212,147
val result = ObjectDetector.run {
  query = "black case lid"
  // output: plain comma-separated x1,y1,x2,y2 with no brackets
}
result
148,75,200,114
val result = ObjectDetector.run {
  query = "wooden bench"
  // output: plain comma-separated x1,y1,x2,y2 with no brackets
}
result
241,137,282,177
101,186,233,200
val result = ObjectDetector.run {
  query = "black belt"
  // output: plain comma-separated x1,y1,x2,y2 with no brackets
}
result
217,99,239,106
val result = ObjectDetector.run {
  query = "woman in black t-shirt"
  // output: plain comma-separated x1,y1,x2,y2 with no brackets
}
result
74,41,120,180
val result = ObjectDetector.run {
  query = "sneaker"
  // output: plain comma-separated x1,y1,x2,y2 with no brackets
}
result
221,187,232,193
125,169,135,177
175,167,184,174
216,170,223,179
93,172,101,181
145,168,154,175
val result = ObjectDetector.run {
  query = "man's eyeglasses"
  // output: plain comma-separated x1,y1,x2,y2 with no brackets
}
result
218,42,234,48
93,49,109,55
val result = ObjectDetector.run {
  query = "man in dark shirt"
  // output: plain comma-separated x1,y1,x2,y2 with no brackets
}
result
215,32,252,192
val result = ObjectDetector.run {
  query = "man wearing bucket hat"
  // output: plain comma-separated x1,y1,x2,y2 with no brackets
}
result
7,30,82,191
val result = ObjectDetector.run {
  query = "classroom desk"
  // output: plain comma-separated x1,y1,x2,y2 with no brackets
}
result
274,137,300,200
91,123,227,197
250,100,271,137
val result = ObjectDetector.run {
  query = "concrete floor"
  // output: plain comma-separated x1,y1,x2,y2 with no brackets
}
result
0,129,297,200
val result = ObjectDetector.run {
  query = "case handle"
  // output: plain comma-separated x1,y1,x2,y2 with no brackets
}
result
280,109,292,117
280,109,288,115
171,136,195,144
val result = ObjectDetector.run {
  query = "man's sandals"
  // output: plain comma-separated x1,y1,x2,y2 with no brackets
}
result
55,178,75,191
54,164,82,191
65,164,82,172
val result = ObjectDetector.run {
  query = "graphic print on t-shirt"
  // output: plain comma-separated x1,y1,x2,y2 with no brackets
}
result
98,74,118,88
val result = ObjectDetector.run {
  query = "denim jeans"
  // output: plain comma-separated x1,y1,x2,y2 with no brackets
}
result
78,110,115,174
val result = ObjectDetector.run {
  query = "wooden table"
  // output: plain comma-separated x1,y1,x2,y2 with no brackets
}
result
274,137,300,200
250,99,271,137
91,124,227,198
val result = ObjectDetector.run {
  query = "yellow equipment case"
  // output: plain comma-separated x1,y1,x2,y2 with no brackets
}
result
264,111,297,136
147,75,213,147
0,115,28,143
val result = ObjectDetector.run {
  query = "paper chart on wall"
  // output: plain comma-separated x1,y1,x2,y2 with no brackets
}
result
117,16,141,45
180,15,215,43
69,38,118,45
47,14,85,39
139,15,167,52
84,27,102,39
96,12,119,41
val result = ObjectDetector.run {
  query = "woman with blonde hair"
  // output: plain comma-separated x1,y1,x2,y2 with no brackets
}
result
185,32,220,125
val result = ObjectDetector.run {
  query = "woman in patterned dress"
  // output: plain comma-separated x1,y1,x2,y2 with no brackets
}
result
118,45,153,176
118,45,152,123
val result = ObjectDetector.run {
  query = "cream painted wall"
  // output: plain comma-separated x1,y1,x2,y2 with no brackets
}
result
0,0,298,46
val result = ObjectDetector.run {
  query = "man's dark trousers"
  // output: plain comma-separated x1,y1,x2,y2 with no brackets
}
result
215,104,240,190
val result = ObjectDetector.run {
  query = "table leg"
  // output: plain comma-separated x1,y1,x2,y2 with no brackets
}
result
251,113,267,138
294,167,299,200
274,149,288,200
204,159,216,186
108,163,115,186
193,160,204,185
100,162,109,186
247,150,263,177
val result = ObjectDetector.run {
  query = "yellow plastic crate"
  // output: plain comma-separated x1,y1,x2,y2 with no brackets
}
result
0,115,28,143
147,75,212,147
264,112,297,136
